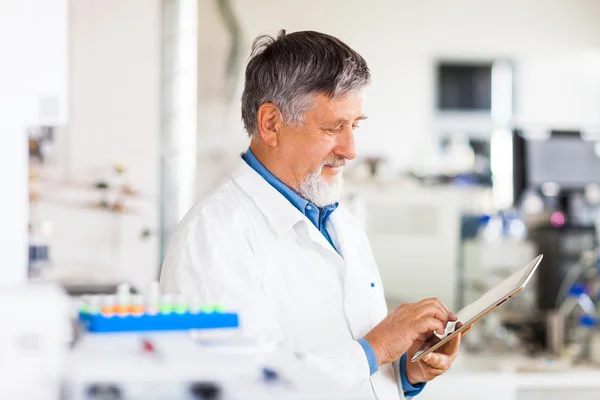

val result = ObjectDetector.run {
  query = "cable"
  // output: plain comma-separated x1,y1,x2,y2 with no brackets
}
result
555,250,597,308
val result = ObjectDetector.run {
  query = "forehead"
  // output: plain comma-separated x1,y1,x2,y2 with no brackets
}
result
308,92,365,122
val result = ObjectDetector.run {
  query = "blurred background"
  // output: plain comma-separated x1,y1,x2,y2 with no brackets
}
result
4,0,600,398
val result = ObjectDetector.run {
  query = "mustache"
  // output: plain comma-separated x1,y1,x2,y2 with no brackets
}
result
321,156,347,168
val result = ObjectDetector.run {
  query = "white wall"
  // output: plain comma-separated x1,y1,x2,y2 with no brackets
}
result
196,0,600,188
39,0,162,291
65,0,161,195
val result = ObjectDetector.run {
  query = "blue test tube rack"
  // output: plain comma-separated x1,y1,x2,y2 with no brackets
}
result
79,311,240,333
78,288,240,333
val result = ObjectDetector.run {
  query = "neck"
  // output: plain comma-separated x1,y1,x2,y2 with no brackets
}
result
249,141,302,190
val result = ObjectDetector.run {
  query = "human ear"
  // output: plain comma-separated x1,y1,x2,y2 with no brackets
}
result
256,103,282,147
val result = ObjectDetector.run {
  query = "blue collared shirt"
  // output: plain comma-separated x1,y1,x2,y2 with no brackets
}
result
242,149,424,397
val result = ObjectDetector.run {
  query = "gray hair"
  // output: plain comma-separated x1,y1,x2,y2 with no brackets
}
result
241,30,371,137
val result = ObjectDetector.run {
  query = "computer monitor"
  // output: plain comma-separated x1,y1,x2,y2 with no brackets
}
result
512,130,600,206
437,62,493,111
528,135,600,189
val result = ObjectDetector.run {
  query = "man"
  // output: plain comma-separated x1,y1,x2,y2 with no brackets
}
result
161,30,464,399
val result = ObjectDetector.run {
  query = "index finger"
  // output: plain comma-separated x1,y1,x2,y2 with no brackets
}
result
419,298,457,321
415,303,451,328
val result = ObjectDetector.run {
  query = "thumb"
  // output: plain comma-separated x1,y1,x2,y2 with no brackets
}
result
441,331,461,355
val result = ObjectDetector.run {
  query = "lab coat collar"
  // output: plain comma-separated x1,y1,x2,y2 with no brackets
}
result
232,157,353,260
232,158,307,236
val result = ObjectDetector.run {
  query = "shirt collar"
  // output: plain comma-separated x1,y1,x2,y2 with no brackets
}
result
240,148,339,230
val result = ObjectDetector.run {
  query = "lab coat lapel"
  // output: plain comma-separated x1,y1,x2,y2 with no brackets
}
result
304,220,344,260
332,210,403,400
232,159,305,235
233,158,345,273
330,208,377,338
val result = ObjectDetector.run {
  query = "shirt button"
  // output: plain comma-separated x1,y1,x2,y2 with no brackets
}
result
306,205,312,210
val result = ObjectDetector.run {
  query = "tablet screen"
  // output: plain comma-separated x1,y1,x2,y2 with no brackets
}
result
412,255,542,361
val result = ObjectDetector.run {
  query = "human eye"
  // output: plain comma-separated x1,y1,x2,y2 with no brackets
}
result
326,125,343,134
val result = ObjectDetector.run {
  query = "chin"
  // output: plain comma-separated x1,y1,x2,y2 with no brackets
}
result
320,174,338,184
321,168,343,179
299,171,344,207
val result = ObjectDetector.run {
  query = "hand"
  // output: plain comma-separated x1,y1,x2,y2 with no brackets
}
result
405,324,472,385
363,298,456,366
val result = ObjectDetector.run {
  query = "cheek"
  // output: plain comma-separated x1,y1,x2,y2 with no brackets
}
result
305,156,325,175
282,128,336,172
298,148,331,172
284,145,322,176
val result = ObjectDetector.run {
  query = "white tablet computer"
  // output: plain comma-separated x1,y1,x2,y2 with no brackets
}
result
411,254,543,363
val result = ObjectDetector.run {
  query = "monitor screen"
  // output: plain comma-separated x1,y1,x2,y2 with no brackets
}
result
437,63,492,111
527,137,600,189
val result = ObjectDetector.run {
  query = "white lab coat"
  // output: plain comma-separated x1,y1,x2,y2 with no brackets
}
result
160,158,405,400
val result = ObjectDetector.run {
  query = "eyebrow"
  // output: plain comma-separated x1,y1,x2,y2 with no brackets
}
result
331,115,369,125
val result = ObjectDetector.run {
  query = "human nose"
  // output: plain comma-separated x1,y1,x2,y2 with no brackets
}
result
335,125,357,161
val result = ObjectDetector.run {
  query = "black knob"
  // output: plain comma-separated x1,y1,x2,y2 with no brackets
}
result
189,382,221,400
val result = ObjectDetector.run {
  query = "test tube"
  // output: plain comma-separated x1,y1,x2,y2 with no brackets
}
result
79,295,90,314
159,294,174,315
189,296,202,314
147,282,160,316
117,283,131,303
87,295,101,315
116,283,131,317
129,294,145,317
174,294,188,315
201,304,217,314
101,295,116,317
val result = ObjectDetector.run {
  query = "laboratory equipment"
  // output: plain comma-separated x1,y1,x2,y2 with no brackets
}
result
511,129,600,353
78,293,239,333
49,280,368,399
525,225,597,353
462,238,536,306
515,131,600,193
589,307,600,363
66,282,368,399
547,283,597,358
512,129,600,225
573,315,598,363
63,332,368,400
76,284,239,333
528,225,596,310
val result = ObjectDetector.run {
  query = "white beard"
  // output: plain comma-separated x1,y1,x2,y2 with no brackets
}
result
297,166,344,207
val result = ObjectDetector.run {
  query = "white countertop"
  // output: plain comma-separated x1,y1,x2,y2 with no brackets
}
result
443,351,600,388
416,352,600,400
